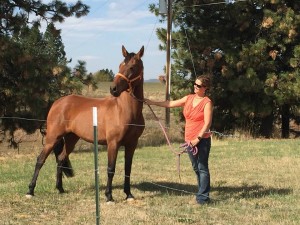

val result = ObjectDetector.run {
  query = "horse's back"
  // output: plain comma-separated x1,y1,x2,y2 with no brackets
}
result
46,94,120,142
49,94,112,116
52,94,107,108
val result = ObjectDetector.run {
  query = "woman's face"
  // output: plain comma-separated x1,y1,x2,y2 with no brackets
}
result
193,79,206,94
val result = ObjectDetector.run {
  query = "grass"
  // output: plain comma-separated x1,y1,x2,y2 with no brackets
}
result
0,139,299,225
1,82,300,224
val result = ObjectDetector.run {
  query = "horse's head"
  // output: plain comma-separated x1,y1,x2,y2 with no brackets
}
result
110,45,144,97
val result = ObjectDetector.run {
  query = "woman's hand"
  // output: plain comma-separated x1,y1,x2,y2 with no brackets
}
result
190,138,200,147
144,98,152,105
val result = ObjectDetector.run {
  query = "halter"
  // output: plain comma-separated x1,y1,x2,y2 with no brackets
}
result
115,72,142,93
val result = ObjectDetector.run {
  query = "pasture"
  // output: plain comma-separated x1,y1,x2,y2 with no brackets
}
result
0,82,299,224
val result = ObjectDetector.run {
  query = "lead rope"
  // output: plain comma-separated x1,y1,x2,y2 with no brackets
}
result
145,103,188,182
130,93,188,181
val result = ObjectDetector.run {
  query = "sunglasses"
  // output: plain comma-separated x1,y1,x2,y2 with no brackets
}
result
193,83,205,89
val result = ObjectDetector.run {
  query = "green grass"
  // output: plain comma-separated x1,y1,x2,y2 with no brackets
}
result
0,139,300,225
1,83,299,224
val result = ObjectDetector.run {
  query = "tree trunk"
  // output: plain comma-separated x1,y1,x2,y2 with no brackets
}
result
259,113,274,138
281,104,290,138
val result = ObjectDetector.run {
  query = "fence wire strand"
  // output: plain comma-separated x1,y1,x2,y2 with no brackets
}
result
0,115,237,196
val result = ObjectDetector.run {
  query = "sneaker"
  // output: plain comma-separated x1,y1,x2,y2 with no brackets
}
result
189,198,211,205
198,199,210,205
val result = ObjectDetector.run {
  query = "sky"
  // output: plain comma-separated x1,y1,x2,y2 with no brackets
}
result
53,0,167,80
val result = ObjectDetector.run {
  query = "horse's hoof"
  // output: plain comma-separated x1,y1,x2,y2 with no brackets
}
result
126,197,135,202
25,194,33,199
106,201,115,205
58,189,65,194
126,193,135,201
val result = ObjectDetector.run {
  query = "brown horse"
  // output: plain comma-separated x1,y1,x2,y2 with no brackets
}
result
26,45,145,202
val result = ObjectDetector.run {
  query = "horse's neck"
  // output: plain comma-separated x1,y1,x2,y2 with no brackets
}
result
132,82,144,101
120,83,144,115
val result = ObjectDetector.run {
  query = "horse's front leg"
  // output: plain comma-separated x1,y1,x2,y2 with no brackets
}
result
124,144,137,200
105,144,119,203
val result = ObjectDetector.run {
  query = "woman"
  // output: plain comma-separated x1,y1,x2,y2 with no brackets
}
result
144,75,213,204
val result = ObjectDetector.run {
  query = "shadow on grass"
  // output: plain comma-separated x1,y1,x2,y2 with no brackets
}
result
105,182,292,202
137,182,291,197
212,184,293,200
96,181,292,201
134,181,196,196
43,181,290,207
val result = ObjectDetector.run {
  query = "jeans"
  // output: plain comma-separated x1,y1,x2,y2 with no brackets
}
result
187,137,211,204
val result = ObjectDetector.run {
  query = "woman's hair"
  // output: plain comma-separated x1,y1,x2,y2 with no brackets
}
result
196,75,211,89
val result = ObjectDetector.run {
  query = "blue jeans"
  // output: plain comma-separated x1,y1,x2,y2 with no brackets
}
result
187,137,211,204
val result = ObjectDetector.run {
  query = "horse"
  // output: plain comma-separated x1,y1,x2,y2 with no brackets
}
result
26,45,145,203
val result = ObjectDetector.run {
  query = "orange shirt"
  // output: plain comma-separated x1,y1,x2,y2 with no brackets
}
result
183,94,212,141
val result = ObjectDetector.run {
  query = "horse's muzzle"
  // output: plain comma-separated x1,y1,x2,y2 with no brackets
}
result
110,86,120,97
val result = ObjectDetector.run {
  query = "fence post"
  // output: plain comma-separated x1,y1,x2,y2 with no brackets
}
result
92,107,100,225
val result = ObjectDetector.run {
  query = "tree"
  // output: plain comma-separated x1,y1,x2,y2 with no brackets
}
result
94,69,114,82
0,1,90,143
0,1,89,36
150,0,300,138
72,60,98,91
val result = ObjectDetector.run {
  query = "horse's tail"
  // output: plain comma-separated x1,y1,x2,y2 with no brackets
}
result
39,122,47,146
53,138,74,177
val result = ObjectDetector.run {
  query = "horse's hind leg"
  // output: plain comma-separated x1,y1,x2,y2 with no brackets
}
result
26,144,54,197
124,143,137,200
55,133,79,194
53,138,66,193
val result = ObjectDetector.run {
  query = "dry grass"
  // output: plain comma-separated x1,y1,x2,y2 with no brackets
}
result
1,82,300,224
0,139,300,225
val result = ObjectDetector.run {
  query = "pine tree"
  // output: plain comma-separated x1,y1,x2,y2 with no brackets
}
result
0,1,90,143
151,0,300,138
94,69,115,82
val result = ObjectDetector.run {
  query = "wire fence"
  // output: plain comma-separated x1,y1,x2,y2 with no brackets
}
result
0,115,238,152
2,114,299,211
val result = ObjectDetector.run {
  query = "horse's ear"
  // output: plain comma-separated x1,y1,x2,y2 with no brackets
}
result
122,45,128,57
137,46,144,59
